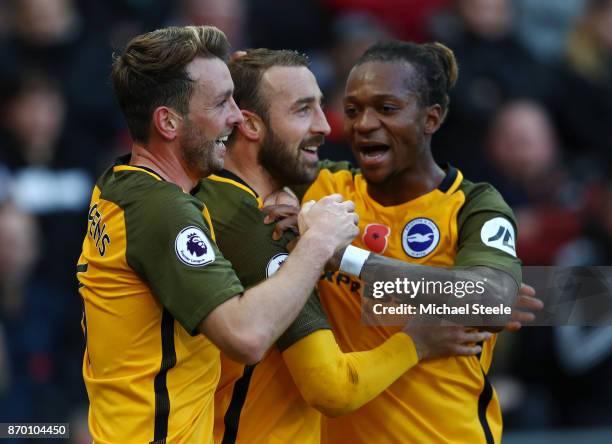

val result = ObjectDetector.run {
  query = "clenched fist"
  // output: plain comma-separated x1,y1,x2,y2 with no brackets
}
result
298,194,359,255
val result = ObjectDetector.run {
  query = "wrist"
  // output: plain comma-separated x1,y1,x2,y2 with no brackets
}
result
339,245,371,277
400,328,425,361
299,230,336,261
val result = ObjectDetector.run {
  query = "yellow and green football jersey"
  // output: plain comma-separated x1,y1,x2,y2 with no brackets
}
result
303,163,521,444
196,171,330,444
77,156,244,444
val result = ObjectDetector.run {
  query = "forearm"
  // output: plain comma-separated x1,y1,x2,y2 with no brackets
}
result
240,232,333,343
344,247,518,305
283,329,418,417
201,231,334,363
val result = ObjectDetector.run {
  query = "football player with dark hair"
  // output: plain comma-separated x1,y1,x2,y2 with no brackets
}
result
196,47,515,444
304,40,529,444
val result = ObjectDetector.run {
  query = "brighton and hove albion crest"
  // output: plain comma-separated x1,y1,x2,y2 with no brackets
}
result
175,226,215,266
401,218,440,258
362,223,391,254
266,253,288,277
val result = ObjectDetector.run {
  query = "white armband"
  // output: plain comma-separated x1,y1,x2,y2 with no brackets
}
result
339,245,371,277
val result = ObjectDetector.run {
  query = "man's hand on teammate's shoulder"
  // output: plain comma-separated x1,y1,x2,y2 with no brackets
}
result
262,204,300,240
298,194,359,256
262,187,301,240
402,324,492,361
263,186,300,208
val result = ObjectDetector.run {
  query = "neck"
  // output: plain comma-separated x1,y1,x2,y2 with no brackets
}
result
367,151,446,206
129,142,198,192
223,141,281,198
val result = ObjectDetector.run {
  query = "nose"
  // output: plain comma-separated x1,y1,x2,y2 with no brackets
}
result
353,108,379,134
312,105,331,136
227,96,244,126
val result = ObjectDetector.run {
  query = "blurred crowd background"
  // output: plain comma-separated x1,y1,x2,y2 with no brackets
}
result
0,0,611,442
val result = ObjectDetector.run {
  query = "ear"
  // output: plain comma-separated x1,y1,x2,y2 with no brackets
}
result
152,107,181,141
236,110,265,142
423,104,443,135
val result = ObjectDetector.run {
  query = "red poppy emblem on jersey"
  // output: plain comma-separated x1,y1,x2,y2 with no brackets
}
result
362,224,391,254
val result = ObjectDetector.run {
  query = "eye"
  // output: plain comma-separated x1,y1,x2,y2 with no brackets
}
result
217,98,228,108
296,105,311,115
380,104,398,114
344,105,358,118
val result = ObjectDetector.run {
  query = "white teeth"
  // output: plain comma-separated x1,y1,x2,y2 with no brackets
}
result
302,146,317,153
220,135,228,142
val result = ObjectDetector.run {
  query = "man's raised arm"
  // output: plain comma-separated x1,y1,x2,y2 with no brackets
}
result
199,195,359,364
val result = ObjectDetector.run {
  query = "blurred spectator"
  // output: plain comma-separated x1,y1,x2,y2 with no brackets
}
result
248,0,333,52
486,101,561,207
550,182,612,426
316,12,390,92
0,0,121,147
482,101,584,265
557,182,612,267
0,205,70,424
326,0,451,42
514,0,586,62
430,0,550,177
0,72,95,288
551,0,612,177
76,0,173,37
169,0,248,49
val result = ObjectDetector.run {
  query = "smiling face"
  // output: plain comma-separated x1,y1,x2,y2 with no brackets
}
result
343,60,437,185
180,56,243,177
258,65,331,185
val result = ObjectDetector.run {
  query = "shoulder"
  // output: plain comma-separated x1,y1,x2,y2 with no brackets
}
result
456,179,516,225
99,166,203,214
196,176,262,229
453,177,521,274
197,176,255,203
316,159,359,184
98,168,210,244
302,160,359,202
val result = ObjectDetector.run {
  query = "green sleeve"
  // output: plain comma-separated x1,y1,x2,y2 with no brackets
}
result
125,185,244,335
292,159,359,201
277,289,330,352
455,181,522,286
197,179,331,349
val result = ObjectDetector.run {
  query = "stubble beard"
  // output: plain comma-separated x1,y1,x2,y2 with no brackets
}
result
180,117,224,179
258,125,321,187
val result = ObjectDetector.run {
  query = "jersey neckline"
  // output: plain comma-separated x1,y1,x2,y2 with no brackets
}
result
113,154,166,182
357,163,463,211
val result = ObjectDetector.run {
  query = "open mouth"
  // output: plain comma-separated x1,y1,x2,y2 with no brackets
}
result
300,145,319,160
215,134,229,147
358,144,390,164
